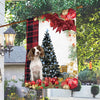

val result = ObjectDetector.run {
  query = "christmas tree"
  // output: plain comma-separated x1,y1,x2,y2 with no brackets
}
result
41,30,61,78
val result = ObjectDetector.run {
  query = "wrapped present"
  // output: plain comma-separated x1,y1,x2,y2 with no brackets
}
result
60,65,68,73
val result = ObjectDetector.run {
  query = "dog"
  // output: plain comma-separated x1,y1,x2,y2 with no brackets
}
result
27,45,44,81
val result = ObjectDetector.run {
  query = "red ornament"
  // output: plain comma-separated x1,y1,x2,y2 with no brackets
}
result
65,77,71,84
66,9,76,20
61,81,67,87
28,82,32,86
36,79,42,86
55,81,59,85
31,81,35,85
44,81,49,87
45,77,49,82
51,78,56,84
68,78,78,89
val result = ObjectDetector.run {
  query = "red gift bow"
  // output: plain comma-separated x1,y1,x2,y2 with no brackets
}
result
41,13,76,33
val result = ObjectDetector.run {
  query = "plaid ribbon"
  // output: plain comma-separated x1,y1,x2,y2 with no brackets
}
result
25,18,39,82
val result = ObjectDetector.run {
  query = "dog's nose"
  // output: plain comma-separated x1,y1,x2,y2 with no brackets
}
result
37,52,39,55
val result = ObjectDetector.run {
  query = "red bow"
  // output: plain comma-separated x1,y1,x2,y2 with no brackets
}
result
42,13,76,33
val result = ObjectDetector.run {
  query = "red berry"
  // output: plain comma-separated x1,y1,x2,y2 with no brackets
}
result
69,34,71,36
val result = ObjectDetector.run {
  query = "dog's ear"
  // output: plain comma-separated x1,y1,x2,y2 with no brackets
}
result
37,45,45,57
27,48,35,60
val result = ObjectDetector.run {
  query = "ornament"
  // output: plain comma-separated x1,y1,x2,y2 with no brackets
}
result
61,81,67,87
62,9,68,16
73,34,76,38
44,81,49,87
66,8,76,20
34,17,38,21
28,82,32,86
69,62,74,66
63,85,70,89
25,82,29,87
32,85,36,89
55,81,59,85
65,77,71,84
36,79,42,86
29,86,32,89
68,78,78,89
31,81,36,85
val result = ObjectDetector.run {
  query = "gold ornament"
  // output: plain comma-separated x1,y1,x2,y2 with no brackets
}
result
63,85,69,89
25,82,29,87
62,9,68,15
34,17,38,21
73,70,78,75
58,78,64,82
35,84,38,87
32,85,36,89
73,34,76,38
69,62,74,66
29,86,32,89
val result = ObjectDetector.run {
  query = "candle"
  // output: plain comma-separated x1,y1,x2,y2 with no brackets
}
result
89,61,92,69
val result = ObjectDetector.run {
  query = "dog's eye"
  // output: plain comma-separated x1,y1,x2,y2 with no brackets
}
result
32,48,35,53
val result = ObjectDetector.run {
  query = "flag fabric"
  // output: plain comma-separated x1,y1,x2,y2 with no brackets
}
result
25,18,39,82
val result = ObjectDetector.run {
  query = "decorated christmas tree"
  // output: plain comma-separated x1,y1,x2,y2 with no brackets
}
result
41,30,60,78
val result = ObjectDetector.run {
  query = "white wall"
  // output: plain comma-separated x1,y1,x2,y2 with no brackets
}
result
4,64,27,97
0,0,5,99
47,86,100,99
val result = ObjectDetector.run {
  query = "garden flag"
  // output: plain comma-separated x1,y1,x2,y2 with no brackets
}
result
25,18,39,82
25,8,78,90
